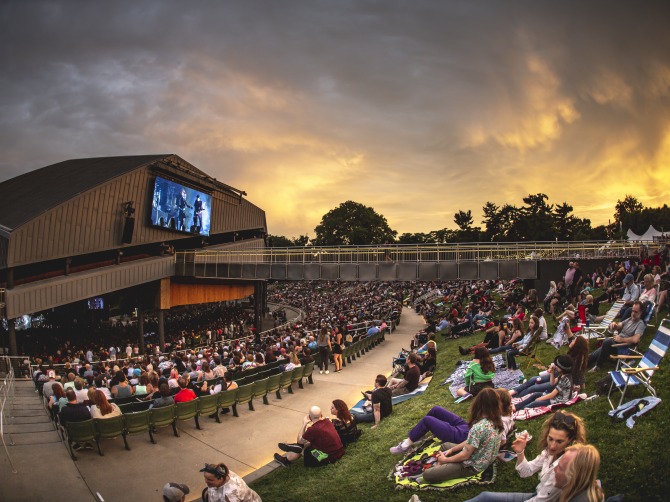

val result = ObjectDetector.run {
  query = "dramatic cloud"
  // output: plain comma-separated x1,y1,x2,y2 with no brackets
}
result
1,0,669,237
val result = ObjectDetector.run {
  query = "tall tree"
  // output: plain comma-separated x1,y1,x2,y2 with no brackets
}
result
313,201,397,246
482,201,502,241
454,210,474,231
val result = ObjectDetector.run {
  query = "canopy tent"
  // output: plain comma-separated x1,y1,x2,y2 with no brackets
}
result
627,225,665,242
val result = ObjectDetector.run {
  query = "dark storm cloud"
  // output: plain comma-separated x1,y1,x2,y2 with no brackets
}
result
1,1,669,236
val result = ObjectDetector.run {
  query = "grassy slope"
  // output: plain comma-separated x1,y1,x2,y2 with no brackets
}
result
250,304,670,502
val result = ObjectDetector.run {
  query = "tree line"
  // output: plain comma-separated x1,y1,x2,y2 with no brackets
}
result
267,195,670,246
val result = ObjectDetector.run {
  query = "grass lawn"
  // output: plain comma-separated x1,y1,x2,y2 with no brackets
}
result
250,304,670,502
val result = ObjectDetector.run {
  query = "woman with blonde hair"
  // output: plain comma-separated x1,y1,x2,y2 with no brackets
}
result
555,444,604,502
467,411,587,501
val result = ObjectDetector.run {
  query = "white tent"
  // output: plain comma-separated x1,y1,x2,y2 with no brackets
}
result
626,225,665,242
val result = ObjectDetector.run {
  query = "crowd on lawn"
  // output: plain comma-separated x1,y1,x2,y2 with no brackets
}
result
376,253,668,502
25,250,670,501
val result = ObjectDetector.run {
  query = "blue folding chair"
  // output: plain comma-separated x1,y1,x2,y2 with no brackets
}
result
607,319,670,409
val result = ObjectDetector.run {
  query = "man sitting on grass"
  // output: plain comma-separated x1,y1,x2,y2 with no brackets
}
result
274,406,345,468
388,352,421,397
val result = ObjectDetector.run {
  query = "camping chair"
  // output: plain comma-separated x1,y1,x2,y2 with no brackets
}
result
607,319,670,409
549,318,571,349
517,329,545,370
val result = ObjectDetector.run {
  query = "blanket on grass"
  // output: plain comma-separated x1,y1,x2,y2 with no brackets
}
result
511,393,587,421
444,355,524,398
350,377,433,414
389,437,497,492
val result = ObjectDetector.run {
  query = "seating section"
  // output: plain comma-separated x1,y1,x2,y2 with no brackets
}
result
55,330,389,461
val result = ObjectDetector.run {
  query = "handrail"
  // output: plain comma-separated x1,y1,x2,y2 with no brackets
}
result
0,355,18,474
176,240,645,265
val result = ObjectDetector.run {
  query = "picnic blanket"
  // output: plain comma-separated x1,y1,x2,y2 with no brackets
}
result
512,393,587,421
443,355,524,398
389,437,497,492
350,377,433,414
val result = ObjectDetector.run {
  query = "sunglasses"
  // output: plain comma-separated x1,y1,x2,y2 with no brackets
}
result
551,412,576,431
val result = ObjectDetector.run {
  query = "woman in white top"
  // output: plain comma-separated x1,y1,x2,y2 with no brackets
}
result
90,390,122,419
467,411,587,502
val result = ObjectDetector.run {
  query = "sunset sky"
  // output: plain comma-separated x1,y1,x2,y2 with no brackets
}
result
1,1,669,238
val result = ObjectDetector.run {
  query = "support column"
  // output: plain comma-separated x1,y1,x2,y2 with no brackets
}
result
254,282,263,346
8,318,17,356
137,309,145,355
158,309,165,353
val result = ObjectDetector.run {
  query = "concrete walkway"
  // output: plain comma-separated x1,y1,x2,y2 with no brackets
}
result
0,307,426,502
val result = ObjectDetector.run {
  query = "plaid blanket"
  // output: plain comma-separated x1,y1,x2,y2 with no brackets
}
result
444,355,524,398
512,393,587,421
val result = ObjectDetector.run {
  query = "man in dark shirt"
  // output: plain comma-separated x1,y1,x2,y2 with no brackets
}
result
59,389,92,426
59,388,93,451
388,352,421,397
350,374,393,427
274,406,344,468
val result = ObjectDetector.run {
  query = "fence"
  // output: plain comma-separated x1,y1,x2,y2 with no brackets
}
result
176,240,643,266
1,355,17,474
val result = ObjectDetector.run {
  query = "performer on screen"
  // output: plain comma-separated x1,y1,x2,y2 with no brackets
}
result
192,194,204,233
176,189,192,231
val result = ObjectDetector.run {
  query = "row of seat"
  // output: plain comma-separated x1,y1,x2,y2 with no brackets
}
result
60,331,387,460
62,362,316,460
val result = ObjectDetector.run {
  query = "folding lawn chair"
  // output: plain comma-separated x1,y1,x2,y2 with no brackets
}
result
607,319,670,409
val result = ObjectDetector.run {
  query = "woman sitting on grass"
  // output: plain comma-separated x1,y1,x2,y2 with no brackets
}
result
406,388,503,485
466,411,587,502
330,399,360,446
456,347,495,398
513,355,574,410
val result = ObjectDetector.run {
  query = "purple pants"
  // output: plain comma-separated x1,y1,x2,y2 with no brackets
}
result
408,406,470,443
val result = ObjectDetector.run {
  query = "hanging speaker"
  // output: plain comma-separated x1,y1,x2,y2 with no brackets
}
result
122,217,135,244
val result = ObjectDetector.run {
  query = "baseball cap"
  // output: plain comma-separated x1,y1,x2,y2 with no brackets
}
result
162,482,189,502
623,273,634,284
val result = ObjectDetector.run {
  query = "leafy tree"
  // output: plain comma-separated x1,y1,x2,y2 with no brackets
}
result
553,202,577,240
397,232,432,244
267,234,311,247
482,202,503,241
313,201,397,246
515,193,555,241
454,210,474,231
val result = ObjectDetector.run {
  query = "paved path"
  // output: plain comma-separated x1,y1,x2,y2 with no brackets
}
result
0,307,426,502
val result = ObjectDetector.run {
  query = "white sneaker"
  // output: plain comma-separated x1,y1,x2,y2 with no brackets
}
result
319,370,323,374
325,370,329,374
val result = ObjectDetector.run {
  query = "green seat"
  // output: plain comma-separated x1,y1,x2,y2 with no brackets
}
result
265,373,281,397
277,370,294,399
217,388,239,417
175,399,201,432
302,361,315,385
149,404,178,438
290,366,305,392
251,377,270,408
198,393,221,423
95,415,129,453
235,383,254,411
123,409,154,444
65,419,101,460
343,345,352,366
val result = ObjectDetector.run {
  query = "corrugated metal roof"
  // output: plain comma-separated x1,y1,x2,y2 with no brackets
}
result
0,155,169,231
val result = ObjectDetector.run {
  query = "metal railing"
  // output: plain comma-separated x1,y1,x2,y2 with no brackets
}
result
1,355,17,474
177,240,644,265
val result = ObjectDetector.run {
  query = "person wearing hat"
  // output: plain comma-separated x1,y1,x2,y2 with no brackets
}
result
615,273,641,321
200,462,260,502
513,355,574,410
588,299,646,372
163,482,189,502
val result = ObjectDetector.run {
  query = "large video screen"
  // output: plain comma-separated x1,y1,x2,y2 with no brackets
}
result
150,176,212,235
